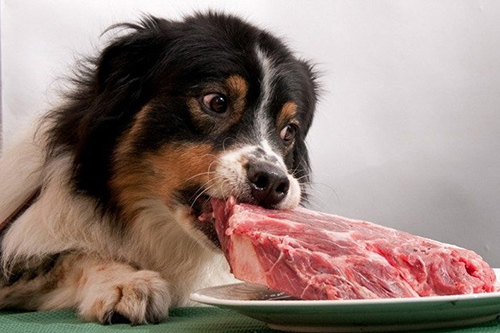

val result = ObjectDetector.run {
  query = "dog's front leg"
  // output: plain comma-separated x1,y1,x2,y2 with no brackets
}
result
1,253,171,324
69,254,171,324
74,256,171,324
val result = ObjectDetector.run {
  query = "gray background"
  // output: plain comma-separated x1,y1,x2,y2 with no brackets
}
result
2,0,500,266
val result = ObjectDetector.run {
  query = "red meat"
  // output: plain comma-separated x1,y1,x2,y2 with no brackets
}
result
212,199,497,300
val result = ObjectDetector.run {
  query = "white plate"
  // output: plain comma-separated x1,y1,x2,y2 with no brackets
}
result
190,269,500,332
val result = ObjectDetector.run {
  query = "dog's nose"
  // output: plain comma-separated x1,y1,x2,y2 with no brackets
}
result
247,161,290,207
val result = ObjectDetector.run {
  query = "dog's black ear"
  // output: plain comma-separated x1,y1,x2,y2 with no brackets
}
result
298,60,319,135
96,16,170,100
47,16,173,205
293,60,319,201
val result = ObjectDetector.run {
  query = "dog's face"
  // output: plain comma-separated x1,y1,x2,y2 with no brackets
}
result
48,13,317,249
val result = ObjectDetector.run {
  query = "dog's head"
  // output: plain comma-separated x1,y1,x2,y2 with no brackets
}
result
48,12,318,249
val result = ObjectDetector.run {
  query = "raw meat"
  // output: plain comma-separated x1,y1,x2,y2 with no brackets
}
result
212,199,498,300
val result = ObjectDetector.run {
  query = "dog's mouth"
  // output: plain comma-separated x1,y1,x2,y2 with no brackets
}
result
189,194,221,248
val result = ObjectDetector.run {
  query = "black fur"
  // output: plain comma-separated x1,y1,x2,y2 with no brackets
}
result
45,12,317,213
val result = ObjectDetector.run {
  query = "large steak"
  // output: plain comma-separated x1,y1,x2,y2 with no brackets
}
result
212,199,497,300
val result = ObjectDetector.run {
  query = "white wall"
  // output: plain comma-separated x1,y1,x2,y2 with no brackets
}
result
2,0,500,266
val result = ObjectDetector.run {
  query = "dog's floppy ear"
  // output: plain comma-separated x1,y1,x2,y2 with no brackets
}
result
297,60,319,136
96,16,170,99
47,16,172,204
293,60,319,201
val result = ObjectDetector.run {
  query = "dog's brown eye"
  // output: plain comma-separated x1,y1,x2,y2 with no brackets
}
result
280,124,297,144
202,93,228,114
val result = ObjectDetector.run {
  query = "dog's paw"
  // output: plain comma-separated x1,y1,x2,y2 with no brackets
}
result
78,270,170,325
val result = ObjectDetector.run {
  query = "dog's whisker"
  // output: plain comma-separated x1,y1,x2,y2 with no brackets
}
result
188,180,220,203
184,171,215,183
188,179,226,210
300,182,340,210
309,182,341,206
184,158,223,184
221,137,233,152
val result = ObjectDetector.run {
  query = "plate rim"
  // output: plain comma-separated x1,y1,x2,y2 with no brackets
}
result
190,268,500,307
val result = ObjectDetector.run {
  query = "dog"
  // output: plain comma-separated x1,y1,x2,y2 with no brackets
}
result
0,12,317,324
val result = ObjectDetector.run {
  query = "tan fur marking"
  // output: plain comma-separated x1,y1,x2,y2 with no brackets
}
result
110,142,217,221
226,75,248,125
148,143,216,206
226,75,248,96
110,163,157,221
115,104,152,158
277,101,298,130
110,104,159,221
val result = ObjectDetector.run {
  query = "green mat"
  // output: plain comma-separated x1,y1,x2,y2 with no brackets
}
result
0,307,499,333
